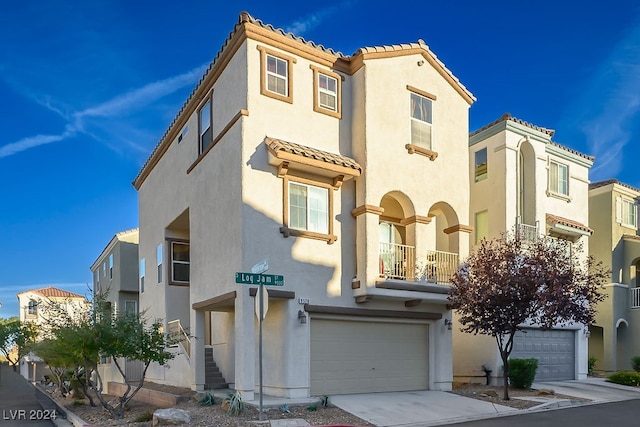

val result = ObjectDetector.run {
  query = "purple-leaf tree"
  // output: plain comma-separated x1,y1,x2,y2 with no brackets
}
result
448,233,608,400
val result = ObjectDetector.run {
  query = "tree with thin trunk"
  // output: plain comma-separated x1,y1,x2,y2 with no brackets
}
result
448,233,608,400
0,317,38,371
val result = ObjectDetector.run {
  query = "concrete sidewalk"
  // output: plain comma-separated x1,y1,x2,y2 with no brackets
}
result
0,363,56,426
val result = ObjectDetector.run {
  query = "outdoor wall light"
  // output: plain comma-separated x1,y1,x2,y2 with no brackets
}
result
444,319,453,331
298,310,307,325
584,328,591,338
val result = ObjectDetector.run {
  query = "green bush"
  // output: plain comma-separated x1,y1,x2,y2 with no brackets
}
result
631,356,640,372
198,392,216,406
607,371,640,386
223,391,244,415
588,356,597,376
508,358,538,389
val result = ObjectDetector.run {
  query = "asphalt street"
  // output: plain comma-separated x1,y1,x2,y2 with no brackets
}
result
450,398,640,427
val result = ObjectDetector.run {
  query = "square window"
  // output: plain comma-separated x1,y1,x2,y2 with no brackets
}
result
549,161,568,196
410,93,433,149
124,300,137,316
618,197,638,228
258,46,294,103
318,73,337,111
475,148,487,182
288,182,329,234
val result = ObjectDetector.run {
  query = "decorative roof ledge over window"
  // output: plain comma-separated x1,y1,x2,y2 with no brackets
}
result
265,137,362,187
546,213,592,241
405,144,438,160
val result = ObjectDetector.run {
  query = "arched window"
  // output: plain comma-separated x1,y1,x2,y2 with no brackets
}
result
27,299,37,316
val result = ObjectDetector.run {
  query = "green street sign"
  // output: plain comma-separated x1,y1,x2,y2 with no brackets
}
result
235,272,284,286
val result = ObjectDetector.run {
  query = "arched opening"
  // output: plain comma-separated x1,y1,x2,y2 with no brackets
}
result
517,140,537,231
617,320,630,370
378,193,415,280
423,202,460,284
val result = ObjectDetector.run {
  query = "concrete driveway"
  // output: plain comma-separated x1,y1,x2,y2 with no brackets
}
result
330,379,640,427
330,390,517,427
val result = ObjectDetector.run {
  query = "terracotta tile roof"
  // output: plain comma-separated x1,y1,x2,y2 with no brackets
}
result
19,286,86,300
471,113,554,137
546,214,593,235
470,113,594,161
265,137,362,174
590,179,640,193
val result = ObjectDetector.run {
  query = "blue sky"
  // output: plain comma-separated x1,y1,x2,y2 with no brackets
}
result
1,1,639,317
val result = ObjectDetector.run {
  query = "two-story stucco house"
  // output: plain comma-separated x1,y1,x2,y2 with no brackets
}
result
133,12,475,398
17,286,88,381
588,179,640,373
90,228,142,384
458,114,594,384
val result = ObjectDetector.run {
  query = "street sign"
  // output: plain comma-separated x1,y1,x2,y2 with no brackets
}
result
251,259,269,274
255,286,268,320
235,272,284,286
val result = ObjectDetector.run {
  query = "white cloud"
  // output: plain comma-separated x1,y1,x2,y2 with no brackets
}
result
285,1,357,35
579,22,640,178
0,63,207,159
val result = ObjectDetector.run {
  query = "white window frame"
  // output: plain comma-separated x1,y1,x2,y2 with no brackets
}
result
475,148,488,182
266,54,288,97
318,73,337,112
617,196,638,229
548,160,569,196
170,241,190,285
27,299,37,316
410,92,433,150
288,181,329,234
109,253,113,279
139,258,145,293
157,244,163,283
198,97,212,154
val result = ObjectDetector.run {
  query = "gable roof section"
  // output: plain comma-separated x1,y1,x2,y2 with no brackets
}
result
18,286,86,300
133,12,474,190
590,179,640,194
546,213,593,235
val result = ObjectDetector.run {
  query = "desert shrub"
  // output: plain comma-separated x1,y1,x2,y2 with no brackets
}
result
508,358,538,389
631,356,640,372
223,391,244,415
607,371,640,386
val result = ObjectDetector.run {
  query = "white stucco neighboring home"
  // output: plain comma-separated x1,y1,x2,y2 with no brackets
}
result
133,12,475,398
16,286,89,381
588,179,640,373
458,113,595,385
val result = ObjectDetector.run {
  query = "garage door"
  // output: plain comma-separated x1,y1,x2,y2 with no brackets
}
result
511,328,575,381
310,318,429,395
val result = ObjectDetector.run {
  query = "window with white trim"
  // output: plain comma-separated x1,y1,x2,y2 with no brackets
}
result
199,98,212,154
318,73,337,111
266,54,288,96
549,161,569,196
410,92,433,149
109,253,113,279
139,259,145,293
475,148,487,182
617,196,638,229
157,244,163,283
27,299,37,316
171,241,190,285
288,182,329,234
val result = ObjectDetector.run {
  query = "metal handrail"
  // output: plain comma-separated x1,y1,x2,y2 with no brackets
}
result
167,319,191,358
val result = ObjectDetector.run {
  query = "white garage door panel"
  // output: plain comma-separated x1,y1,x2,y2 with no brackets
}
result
310,319,429,395
511,328,575,381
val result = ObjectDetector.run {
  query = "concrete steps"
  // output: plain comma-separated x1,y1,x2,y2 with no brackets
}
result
204,347,229,390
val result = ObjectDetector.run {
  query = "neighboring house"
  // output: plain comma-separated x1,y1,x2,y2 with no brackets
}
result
458,113,594,384
16,286,88,381
588,179,640,372
133,12,475,398
89,228,142,384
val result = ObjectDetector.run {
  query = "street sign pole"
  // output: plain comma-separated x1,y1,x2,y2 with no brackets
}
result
258,281,264,421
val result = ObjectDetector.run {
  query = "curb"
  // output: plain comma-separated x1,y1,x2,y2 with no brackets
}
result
33,383,92,427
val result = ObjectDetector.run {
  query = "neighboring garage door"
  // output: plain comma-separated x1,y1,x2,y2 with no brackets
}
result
511,328,575,381
310,318,429,395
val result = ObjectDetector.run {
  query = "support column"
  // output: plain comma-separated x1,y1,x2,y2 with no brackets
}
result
234,290,255,400
351,205,384,288
191,309,205,391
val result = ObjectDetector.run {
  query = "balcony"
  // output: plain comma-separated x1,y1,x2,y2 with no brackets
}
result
379,242,459,285
515,222,539,242
631,287,640,309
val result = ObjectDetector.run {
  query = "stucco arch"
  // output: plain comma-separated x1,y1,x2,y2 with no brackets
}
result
517,138,536,226
379,191,416,219
616,318,629,328
427,201,459,227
